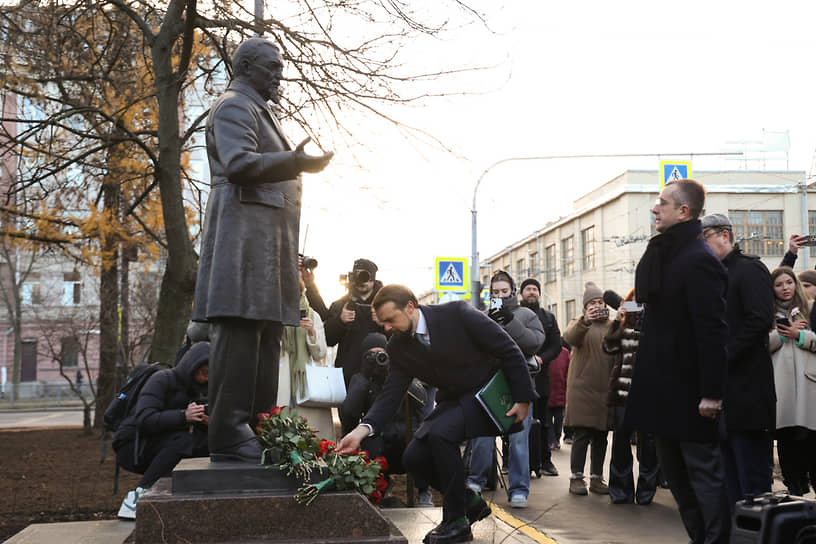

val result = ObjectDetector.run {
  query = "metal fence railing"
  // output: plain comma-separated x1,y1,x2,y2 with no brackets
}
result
0,381,92,409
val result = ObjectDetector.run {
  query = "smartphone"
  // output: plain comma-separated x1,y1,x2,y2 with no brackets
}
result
776,316,791,328
621,301,643,313
802,234,816,247
300,309,308,319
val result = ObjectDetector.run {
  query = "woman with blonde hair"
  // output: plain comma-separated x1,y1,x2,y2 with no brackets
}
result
768,266,816,496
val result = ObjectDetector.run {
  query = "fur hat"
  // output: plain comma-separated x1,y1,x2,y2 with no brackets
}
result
583,282,604,307
799,269,816,286
520,278,541,293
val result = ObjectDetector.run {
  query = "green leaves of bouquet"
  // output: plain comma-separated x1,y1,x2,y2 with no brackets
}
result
256,406,321,480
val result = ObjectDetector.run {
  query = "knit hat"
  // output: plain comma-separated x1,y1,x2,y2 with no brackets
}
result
353,258,378,279
361,332,387,353
520,278,541,293
799,269,816,286
583,282,604,307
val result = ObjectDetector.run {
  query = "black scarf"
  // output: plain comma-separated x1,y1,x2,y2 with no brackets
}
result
635,220,702,304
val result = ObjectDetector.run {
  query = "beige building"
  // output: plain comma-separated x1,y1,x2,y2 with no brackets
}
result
482,170,813,326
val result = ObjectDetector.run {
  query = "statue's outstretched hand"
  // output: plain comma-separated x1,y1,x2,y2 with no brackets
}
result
295,137,333,173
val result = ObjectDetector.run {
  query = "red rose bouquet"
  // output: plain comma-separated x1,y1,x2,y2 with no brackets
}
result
255,406,322,480
295,441,389,506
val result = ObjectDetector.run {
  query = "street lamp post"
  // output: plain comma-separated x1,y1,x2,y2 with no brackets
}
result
470,152,743,306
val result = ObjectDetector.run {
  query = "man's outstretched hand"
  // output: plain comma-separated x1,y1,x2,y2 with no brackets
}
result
335,425,369,455
505,401,530,424
295,137,333,173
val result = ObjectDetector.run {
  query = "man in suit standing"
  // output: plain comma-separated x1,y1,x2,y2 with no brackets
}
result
625,179,731,543
337,285,537,544
193,38,333,463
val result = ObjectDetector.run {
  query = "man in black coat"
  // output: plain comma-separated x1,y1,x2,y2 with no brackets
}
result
337,285,536,544
519,277,562,477
114,342,210,519
701,213,775,505
625,179,731,544
325,258,386,388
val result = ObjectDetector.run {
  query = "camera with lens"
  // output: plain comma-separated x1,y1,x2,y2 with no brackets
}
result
348,268,371,285
362,350,390,381
299,254,318,270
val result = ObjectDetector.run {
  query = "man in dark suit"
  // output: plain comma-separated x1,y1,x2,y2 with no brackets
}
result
701,213,775,505
192,38,333,463
337,285,537,544
625,179,731,544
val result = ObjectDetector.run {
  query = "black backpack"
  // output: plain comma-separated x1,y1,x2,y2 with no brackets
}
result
100,362,169,492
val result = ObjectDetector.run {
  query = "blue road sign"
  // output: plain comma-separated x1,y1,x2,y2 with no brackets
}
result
435,257,468,291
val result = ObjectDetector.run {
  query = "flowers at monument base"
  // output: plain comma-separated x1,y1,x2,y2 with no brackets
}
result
255,406,387,506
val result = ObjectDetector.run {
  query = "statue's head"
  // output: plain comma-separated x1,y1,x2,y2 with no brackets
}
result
232,38,283,104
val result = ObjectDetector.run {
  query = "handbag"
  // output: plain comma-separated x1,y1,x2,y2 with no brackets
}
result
296,363,347,407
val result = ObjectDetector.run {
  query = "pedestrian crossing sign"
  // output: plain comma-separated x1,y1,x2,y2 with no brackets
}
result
435,257,468,292
660,160,692,189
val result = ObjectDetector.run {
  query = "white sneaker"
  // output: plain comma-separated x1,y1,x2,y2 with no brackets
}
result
117,486,148,520
509,494,527,508
466,481,482,494
417,488,434,507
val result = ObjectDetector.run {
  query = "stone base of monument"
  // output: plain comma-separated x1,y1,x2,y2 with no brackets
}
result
132,458,407,544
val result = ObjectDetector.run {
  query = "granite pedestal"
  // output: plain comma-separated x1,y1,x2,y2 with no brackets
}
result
132,458,406,544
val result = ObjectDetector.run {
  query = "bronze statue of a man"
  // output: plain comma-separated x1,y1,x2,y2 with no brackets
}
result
192,38,333,462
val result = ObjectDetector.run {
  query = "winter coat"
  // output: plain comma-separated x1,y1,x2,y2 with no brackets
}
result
548,347,570,408
193,80,301,325
721,246,776,432
114,342,210,450
493,296,545,358
523,303,562,398
625,219,728,442
563,316,615,430
603,320,640,407
768,308,816,431
325,281,385,381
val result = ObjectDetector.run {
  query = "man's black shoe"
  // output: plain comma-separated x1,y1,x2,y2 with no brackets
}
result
424,519,473,544
466,495,491,525
541,460,559,476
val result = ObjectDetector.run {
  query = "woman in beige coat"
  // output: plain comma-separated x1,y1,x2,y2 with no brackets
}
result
563,282,616,496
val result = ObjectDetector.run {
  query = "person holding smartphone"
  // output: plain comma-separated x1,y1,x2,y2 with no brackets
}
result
563,282,615,496
769,266,816,496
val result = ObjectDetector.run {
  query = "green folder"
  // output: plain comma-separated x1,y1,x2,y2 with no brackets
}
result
476,369,515,433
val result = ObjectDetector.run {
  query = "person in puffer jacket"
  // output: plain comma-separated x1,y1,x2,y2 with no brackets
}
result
602,289,658,505
114,342,210,519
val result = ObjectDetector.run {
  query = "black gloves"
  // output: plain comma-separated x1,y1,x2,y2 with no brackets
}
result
488,299,515,326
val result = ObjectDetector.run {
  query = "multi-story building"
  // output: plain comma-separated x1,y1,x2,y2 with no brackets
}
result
482,170,813,326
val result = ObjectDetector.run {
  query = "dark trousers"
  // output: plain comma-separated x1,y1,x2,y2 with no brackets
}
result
569,427,608,478
776,426,816,495
209,318,282,453
609,406,658,504
655,436,731,544
719,417,773,505
117,429,208,488
548,406,565,446
402,401,468,522
532,395,553,464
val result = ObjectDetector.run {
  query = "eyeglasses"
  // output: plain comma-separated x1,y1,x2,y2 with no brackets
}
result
703,228,731,239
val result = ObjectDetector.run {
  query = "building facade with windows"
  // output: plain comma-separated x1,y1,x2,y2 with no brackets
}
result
482,170,812,327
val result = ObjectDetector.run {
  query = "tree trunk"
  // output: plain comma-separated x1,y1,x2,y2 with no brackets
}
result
94,176,121,429
148,22,198,366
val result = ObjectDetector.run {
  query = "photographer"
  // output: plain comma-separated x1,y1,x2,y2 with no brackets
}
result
325,258,386,387
299,255,330,322
340,333,432,505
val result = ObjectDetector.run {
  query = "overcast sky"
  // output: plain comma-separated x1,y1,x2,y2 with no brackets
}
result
286,0,816,303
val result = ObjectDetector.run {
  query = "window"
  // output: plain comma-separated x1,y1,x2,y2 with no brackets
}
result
728,210,784,256
528,252,538,277
60,336,80,368
22,274,41,305
550,303,557,318
62,271,81,305
516,258,525,278
544,244,557,283
565,299,576,323
561,236,575,275
809,211,816,258
582,226,596,270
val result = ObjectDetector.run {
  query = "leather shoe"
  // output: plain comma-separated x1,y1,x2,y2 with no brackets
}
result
210,437,264,463
424,519,473,544
466,495,491,525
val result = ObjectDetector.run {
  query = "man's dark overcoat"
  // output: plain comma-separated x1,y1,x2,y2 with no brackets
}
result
721,246,776,431
193,80,301,325
362,301,537,439
625,220,728,442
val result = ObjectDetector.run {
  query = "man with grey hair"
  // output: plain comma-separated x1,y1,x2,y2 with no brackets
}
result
701,213,775,506
192,38,333,463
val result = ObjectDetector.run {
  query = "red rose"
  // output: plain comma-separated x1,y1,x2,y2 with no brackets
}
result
270,406,284,416
370,490,382,504
373,456,389,471
359,450,370,461
318,440,335,457
257,412,270,422
375,477,389,492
